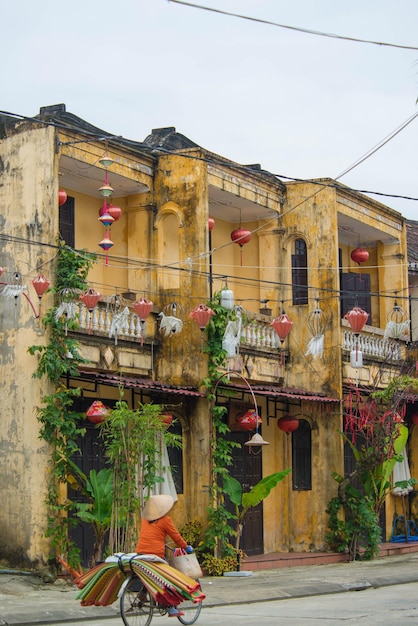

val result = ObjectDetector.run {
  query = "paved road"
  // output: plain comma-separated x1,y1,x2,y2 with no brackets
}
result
38,582,418,626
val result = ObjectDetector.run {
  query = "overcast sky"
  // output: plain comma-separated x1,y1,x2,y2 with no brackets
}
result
2,0,417,220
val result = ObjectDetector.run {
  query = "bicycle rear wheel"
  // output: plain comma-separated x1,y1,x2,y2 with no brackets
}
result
120,575,154,626
177,598,202,625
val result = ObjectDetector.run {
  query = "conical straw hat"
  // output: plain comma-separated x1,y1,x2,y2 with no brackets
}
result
142,495,174,521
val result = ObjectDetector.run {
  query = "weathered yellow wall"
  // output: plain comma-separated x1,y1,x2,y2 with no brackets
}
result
0,125,57,567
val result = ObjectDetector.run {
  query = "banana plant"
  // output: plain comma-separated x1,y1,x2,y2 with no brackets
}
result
65,457,114,565
223,469,291,556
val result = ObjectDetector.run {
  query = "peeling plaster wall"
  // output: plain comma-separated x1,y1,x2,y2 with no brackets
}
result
0,124,56,568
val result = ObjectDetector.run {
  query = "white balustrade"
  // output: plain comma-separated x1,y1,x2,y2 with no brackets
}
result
343,329,402,361
77,303,146,342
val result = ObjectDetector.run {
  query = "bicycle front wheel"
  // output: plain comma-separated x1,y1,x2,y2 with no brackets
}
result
120,575,154,626
177,598,202,625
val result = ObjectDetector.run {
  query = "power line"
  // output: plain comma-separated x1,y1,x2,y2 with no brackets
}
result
168,0,418,51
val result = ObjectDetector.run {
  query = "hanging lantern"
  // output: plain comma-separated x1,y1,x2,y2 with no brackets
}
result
133,297,153,321
278,415,299,433
231,227,252,266
344,307,369,334
86,400,110,424
208,217,215,231
133,298,153,345
384,299,409,340
411,412,418,426
306,302,327,359
80,288,102,311
99,213,115,229
237,409,262,432
107,203,122,222
32,275,50,299
351,247,369,265
58,190,67,206
189,303,215,330
244,432,270,447
271,312,293,343
220,287,234,310
98,152,114,169
32,275,51,319
0,267,3,277
161,413,173,426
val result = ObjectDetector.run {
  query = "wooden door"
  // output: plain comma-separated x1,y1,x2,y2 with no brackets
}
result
225,431,264,556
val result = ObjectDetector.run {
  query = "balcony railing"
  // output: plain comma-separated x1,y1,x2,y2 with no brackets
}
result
74,303,405,363
77,303,146,342
342,327,403,361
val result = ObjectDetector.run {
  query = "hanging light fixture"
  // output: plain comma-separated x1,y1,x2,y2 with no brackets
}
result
344,306,369,373
98,152,114,169
236,409,262,432
58,190,68,206
384,297,409,341
133,297,153,345
351,247,369,265
86,400,110,424
208,217,215,231
32,275,51,318
231,226,252,266
305,300,327,359
278,414,299,433
189,303,215,330
80,288,102,334
271,308,293,344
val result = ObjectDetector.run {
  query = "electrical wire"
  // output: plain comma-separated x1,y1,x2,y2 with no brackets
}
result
167,0,418,51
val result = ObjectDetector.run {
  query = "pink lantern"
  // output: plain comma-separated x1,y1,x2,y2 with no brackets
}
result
80,288,102,311
271,313,293,343
86,400,110,424
0,267,3,277
133,297,153,321
58,190,67,206
133,298,153,345
32,275,50,299
278,415,299,433
208,217,215,231
189,304,215,330
351,247,369,265
237,409,262,432
344,307,369,334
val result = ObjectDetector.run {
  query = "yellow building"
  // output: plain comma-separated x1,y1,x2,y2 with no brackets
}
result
0,104,414,569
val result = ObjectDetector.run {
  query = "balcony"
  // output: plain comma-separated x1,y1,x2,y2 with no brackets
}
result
342,323,405,362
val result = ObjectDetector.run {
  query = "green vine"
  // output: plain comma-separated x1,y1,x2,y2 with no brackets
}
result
28,242,95,566
199,291,241,559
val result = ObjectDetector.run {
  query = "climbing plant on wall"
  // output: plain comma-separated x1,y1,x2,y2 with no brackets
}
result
199,292,241,560
28,241,96,567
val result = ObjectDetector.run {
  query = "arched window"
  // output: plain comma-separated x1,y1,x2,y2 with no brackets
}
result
292,419,312,490
292,238,308,305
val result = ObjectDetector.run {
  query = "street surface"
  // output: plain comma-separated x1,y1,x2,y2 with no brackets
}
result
43,581,418,626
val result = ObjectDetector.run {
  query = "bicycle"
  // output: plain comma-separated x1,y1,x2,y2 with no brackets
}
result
120,573,202,626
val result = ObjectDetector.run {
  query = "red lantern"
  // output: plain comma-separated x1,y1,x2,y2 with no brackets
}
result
189,304,215,330
411,412,418,425
344,307,369,334
32,275,50,299
80,288,102,311
236,409,261,431
271,313,293,343
278,415,299,433
351,247,369,265
161,413,173,426
231,227,252,247
58,190,67,206
231,227,252,265
86,400,109,424
208,217,215,231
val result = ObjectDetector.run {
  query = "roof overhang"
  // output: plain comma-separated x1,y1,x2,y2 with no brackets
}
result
77,370,204,397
